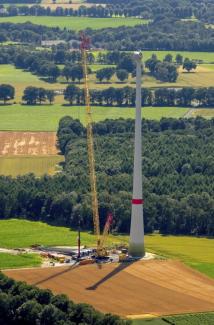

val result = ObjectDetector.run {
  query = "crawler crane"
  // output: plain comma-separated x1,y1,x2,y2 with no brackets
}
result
80,33,112,258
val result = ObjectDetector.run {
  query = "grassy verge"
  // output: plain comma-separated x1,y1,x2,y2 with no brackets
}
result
0,105,189,131
0,252,41,269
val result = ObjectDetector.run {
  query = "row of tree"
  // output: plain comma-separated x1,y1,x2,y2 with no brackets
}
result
63,85,214,107
1,0,213,24
3,84,214,107
0,4,123,19
0,84,15,103
0,272,129,324
22,87,55,105
0,117,214,236
87,0,214,24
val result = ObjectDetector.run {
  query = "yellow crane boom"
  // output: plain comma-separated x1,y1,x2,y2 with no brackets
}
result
80,33,100,248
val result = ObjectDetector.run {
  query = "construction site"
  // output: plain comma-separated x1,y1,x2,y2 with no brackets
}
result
25,33,147,267
3,34,214,319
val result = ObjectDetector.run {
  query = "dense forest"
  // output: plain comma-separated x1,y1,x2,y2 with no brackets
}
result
89,20,214,52
0,19,213,51
0,117,214,236
0,272,129,324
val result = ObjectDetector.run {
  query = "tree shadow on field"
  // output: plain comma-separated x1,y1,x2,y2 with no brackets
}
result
33,262,80,286
86,261,135,291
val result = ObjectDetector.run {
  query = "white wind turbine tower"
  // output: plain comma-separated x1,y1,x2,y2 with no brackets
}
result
128,51,145,258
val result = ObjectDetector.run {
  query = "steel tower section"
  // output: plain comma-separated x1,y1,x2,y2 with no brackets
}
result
128,52,145,258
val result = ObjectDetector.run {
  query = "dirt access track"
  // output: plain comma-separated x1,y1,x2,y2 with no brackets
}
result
0,131,58,156
5,260,214,317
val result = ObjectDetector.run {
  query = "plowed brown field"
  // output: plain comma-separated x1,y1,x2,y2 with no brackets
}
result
5,260,214,317
0,131,58,156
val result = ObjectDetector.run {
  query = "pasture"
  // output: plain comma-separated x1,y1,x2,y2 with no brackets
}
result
0,105,189,131
0,220,213,278
0,155,63,176
0,253,41,269
0,16,148,30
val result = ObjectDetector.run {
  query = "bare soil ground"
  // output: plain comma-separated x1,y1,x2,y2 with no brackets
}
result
4,260,214,317
0,131,58,156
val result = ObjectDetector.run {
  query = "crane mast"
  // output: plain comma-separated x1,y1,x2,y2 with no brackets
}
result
80,33,100,249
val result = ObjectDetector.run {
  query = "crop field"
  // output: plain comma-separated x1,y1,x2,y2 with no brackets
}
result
0,220,213,278
0,253,41,269
175,65,214,87
132,312,214,324
4,260,214,317
0,131,58,155
0,155,63,176
0,16,148,30
164,312,214,325
0,105,189,131
190,109,214,119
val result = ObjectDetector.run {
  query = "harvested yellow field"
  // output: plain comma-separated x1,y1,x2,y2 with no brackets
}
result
0,131,58,156
5,260,214,317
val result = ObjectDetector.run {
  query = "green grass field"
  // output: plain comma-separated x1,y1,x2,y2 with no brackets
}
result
0,219,127,249
142,51,214,63
90,64,116,72
0,64,64,102
0,16,148,30
0,105,189,131
0,155,63,176
2,63,214,105
0,220,213,278
145,235,214,279
0,252,41,269
91,50,214,63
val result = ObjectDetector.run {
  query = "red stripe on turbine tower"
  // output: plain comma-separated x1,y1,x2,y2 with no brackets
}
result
132,199,144,204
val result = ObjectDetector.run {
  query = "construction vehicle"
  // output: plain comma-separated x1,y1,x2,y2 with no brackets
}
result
80,33,113,259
